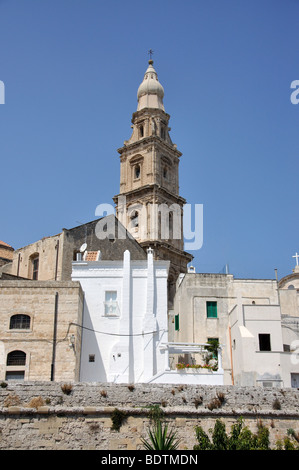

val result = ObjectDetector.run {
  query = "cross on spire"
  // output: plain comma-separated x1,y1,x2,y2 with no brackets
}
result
292,252,299,266
148,49,154,60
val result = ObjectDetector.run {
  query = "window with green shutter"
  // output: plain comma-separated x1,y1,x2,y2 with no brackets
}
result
206,301,217,318
175,314,179,331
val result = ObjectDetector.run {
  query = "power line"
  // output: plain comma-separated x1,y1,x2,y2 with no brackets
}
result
68,322,168,338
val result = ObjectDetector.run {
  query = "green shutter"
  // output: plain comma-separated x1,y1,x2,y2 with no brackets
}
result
175,314,179,331
207,301,217,318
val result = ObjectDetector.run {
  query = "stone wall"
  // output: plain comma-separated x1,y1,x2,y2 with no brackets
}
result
0,382,298,450
0,281,83,382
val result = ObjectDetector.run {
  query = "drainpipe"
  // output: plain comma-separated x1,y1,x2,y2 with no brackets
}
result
54,240,59,280
51,292,59,381
228,326,234,385
17,253,21,277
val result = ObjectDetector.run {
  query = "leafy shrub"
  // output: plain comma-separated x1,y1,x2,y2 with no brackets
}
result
194,417,271,450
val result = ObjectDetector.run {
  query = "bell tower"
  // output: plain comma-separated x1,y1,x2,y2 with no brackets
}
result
114,58,193,304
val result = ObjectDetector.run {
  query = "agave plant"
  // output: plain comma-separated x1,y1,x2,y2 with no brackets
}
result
141,419,181,450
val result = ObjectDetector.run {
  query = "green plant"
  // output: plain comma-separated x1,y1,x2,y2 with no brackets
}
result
141,419,181,450
176,363,216,370
194,417,271,450
111,408,127,432
287,428,299,445
147,404,164,424
0,382,8,388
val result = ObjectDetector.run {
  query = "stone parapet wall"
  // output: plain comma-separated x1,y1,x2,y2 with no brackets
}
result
0,382,298,450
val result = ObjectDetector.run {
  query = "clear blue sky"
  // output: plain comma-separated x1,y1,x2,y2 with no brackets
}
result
0,0,298,280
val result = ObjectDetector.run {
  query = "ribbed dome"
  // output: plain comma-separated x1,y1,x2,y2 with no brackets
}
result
137,60,164,110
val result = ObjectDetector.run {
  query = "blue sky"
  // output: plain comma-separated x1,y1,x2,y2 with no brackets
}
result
0,0,298,280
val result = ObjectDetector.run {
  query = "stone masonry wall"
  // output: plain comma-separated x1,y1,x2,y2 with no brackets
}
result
0,382,298,450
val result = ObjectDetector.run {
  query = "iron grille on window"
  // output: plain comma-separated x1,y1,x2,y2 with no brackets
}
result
7,350,26,366
9,314,31,329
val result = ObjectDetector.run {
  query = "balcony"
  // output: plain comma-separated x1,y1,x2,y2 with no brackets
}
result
147,342,224,385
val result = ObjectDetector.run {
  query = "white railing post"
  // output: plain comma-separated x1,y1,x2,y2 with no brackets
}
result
217,346,223,372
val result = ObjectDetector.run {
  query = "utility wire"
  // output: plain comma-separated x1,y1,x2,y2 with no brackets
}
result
67,322,168,338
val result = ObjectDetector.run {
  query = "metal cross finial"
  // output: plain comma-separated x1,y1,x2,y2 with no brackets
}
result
292,252,299,266
148,49,154,60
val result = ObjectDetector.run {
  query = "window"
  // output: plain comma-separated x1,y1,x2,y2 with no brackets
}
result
130,210,139,228
134,164,141,179
207,301,217,318
10,314,31,330
89,354,95,363
5,371,25,380
104,291,118,316
30,254,39,280
6,350,26,366
139,125,144,138
259,334,271,351
175,314,179,331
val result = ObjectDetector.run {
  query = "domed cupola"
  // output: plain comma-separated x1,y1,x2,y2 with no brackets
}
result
137,60,165,111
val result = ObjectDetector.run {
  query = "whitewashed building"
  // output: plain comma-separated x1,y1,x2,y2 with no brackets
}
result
72,249,170,383
172,260,299,388
72,248,224,385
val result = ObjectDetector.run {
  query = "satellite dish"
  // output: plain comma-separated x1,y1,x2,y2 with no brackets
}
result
80,243,87,253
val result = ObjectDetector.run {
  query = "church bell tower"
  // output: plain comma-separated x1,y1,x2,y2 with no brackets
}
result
114,57,193,303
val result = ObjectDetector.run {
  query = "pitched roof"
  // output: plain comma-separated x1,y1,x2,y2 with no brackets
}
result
0,240,14,250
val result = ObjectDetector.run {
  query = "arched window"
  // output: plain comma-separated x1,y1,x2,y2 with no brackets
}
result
6,350,26,366
10,314,31,329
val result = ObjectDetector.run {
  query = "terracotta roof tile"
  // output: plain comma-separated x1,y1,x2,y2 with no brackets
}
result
0,240,14,250
85,251,100,261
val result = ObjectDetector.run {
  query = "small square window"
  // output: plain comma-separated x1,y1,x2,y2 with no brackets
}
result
207,301,217,318
89,354,95,363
